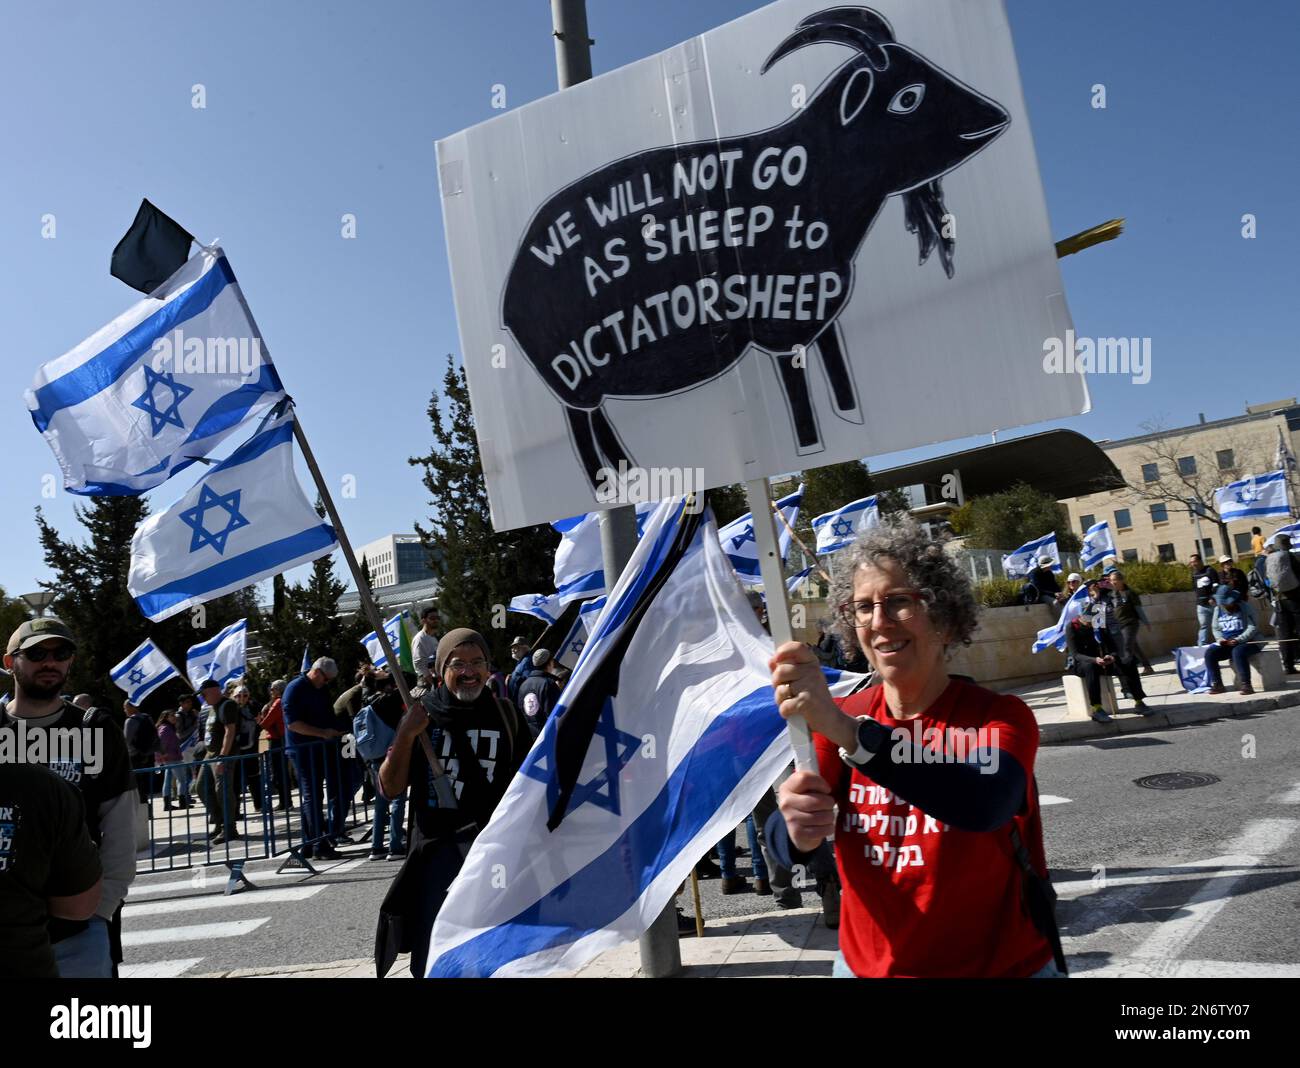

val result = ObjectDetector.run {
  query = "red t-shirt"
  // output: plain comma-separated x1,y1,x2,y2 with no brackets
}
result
258,698,285,741
819,679,1052,978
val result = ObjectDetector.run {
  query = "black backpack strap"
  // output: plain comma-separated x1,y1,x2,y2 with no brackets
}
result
1010,778,1069,976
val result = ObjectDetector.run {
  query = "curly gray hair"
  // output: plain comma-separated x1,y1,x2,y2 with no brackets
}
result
828,516,979,648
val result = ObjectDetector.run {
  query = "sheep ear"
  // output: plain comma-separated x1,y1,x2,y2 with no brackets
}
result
840,66,873,124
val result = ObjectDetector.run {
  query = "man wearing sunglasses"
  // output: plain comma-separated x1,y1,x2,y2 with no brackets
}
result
0,617,134,977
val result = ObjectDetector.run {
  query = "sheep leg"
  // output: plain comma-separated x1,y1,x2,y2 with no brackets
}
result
566,407,606,491
771,350,823,455
816,322,863,424
590,406,635,477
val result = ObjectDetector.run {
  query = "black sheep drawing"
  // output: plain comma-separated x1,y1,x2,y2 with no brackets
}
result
502,6,1010,490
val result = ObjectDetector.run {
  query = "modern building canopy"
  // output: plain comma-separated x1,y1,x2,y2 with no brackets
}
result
868,429,1125,503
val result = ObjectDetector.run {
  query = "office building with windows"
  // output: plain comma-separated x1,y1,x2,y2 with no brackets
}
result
1060,400,1300,563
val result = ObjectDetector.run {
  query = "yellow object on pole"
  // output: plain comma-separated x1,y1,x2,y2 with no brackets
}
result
1055,218,1124,258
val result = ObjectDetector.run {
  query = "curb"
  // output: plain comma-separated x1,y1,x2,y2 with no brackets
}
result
1040,688,1300,744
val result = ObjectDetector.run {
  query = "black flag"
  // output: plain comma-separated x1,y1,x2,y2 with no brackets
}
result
110,199,193,294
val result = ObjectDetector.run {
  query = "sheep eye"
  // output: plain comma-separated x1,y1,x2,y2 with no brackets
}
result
888,83,925,114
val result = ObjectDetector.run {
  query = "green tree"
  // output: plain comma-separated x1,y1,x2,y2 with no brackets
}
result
0,587,31,701
797,459,874,538
956,482,1082,554
706,483,748,527
410,355,559,667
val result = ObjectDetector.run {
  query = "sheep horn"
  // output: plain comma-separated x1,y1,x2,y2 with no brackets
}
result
761,6,895,74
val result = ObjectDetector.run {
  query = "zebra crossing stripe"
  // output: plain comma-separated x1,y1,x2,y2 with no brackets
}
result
120,958,204,978
122,918,270,947
124,886,324,918
130,856,368,897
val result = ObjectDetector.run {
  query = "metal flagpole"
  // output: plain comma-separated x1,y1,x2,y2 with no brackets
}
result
770,500,834,584
550,0,681,977
288,408,452,795
219,258,451,793
745,479,817,772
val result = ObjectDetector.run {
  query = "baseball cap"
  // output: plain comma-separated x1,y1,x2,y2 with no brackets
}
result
1066,573,1082,583
1214,585,1242,606
7,616,77,655
1218,554,1232,564
510,636,529,648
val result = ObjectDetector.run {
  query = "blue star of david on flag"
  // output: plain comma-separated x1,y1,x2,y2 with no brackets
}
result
179,484,251,554
569,638,585,657
1235,483,1260,504
831,516,855,538
523,696,640,818
127,668,146,685
131,366,194,436
730,524,755,550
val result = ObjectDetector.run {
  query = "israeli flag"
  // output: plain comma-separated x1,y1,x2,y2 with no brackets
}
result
111,638,182,705
128,408,339,622
1080,520,1115,570
811,495,879,555
185,619,247,690
509,593,563,625
425,497,868,977
553,602,595,672
26,246,286,496
1031,584,1089,653
787,565,815,596
1265,521,1300,548
1002,532,1060,580
362,612,409,669
552,504,655,605
718,484,804,587
1216,470,1291,521
300,645,311,675
1175,646,1212,694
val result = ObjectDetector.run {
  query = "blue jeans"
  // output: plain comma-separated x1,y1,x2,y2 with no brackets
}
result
288,744,327,851
163,764,191,800
53,917,113,978
831,950,1067,977
368,760,406,853
716,815,768,880
1205,641,1260,688
1196,604,1214,645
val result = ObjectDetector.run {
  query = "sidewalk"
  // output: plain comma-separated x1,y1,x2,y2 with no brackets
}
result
202,908,833,978
1009,653,1300,744
238,659,1300,979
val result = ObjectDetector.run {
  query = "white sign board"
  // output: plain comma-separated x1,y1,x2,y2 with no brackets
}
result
438,0,1087,531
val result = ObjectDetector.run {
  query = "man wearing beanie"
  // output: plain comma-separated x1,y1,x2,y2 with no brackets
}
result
377,627,530,976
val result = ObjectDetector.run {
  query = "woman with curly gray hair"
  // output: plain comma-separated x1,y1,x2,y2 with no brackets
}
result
766,517,1062,978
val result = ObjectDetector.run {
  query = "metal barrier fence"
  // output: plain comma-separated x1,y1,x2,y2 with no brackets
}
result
133,739,379,876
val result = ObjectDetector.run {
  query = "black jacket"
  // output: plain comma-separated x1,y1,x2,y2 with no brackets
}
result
406,684,530,844
1065,619,1119,668
516,670,562,732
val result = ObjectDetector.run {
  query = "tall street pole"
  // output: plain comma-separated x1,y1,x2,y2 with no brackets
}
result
550,0,682,978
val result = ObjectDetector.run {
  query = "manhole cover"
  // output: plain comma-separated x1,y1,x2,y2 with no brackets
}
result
1134,772,1220,790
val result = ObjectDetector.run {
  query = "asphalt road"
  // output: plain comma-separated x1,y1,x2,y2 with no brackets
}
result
119,706,1300,977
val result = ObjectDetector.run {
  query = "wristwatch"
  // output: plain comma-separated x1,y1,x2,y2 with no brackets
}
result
838,715,890,771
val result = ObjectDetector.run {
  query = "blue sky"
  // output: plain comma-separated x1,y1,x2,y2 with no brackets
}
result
1,0,1295,599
